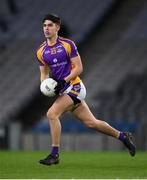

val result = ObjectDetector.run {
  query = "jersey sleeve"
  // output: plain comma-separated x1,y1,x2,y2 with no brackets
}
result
69,41,79,58
36,46,46,66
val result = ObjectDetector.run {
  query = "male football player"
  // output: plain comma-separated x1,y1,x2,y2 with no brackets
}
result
36,13,136,166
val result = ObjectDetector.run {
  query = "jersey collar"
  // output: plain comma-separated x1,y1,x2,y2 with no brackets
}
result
47,36,59,46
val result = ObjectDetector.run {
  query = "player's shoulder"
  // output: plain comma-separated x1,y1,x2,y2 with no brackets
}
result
39,41,47,48
36,41,47,52
40,40,47,47
58,36,76,46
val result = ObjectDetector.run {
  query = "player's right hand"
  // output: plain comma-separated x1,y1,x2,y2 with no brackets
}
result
55,79,68,94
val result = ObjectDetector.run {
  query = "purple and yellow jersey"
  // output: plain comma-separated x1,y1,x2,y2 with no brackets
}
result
36,36,81,85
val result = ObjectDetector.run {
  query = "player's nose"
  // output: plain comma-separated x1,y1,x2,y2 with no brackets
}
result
45,27,49,31
44,26,49,30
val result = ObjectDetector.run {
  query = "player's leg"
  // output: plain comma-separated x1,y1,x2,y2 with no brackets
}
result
47,94,73,146
72,101,119,138
72,101,136,156
39,94,74,165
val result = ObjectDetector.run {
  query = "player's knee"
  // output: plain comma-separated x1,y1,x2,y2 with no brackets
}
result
47,109,58,121
85,120,96,129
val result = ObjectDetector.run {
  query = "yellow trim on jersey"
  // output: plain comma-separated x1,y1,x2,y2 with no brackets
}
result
37,46,46,65
59,37,77,52
70,89,80,95
47,40,57,46
59,36,73,42
58,39,71,56
70,62,81,84
71,76,81,85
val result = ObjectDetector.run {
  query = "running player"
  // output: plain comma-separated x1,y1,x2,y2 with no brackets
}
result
36,13,136,166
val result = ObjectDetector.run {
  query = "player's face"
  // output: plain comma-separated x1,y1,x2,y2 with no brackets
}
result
43,20,60,39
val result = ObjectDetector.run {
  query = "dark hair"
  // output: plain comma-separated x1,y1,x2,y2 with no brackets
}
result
42,13,61,25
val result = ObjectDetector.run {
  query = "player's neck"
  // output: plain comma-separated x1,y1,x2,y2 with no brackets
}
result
47,35,58,46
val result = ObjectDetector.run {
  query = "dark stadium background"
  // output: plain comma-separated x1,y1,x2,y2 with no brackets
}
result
0,0,147,152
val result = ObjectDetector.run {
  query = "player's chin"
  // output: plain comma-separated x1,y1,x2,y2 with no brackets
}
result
45,35,51,38
44,33,51,38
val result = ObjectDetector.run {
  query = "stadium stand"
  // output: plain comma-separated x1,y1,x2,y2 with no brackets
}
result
83,1,147,145
84,0,147,104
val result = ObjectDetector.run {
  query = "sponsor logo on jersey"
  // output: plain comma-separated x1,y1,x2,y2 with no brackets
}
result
53,58,58,63
51,61,67,67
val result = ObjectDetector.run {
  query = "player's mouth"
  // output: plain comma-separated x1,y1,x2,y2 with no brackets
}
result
45,32,50,36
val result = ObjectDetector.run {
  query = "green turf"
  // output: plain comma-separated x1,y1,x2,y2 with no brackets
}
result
0,151,146,179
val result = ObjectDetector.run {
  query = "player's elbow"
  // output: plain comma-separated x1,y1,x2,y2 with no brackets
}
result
78,64,83,75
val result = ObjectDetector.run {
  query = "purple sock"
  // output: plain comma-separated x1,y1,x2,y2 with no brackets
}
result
118,132,126,141
51,146,59,156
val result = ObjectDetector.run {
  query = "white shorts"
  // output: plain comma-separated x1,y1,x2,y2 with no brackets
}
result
62,81,86,102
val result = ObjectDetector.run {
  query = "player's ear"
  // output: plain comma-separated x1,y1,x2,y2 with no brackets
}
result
56,24,60,31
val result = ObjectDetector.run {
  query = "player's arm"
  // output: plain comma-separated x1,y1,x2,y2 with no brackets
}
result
39,64,50,82
64,54,83,82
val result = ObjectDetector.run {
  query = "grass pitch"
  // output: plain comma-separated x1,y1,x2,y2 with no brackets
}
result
0,151,146,179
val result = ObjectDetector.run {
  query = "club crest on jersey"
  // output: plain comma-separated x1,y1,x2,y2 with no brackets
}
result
56,45,63,53
73,84,81,91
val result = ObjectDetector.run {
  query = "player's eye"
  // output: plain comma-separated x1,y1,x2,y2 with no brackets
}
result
43,23,54,27
48,23,54,27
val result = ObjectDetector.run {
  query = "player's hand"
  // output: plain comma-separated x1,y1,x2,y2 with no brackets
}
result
55,79,68,94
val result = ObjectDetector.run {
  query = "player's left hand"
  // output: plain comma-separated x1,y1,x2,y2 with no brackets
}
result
55,79,68,94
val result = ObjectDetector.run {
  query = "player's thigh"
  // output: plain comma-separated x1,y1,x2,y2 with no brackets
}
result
72,100,96,123
48,94,74,118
